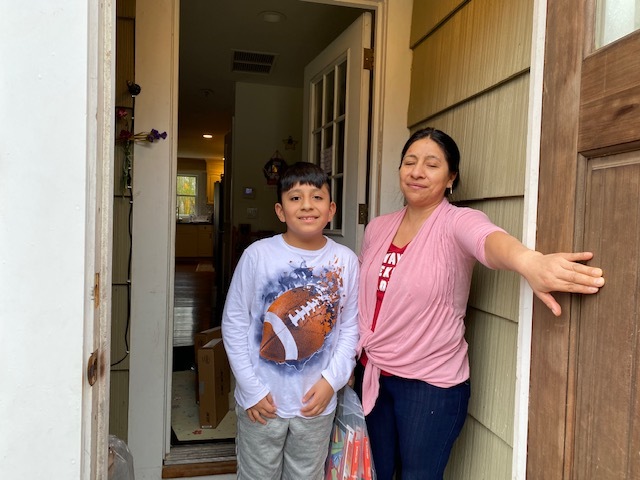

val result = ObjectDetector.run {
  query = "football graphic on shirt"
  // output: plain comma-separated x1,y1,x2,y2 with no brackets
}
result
260,285,337,362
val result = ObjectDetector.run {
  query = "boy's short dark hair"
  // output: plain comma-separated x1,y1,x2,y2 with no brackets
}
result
277,162,331,203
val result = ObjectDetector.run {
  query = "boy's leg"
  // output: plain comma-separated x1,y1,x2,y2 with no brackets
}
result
281,412,335,480
235,406,289,479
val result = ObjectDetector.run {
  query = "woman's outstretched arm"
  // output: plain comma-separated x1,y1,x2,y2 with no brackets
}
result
484,231,605,316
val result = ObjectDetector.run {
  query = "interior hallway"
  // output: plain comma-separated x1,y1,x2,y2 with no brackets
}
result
173,259,216,369
164,259,237,477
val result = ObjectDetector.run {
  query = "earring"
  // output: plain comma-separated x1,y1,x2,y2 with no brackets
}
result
449,186,453,196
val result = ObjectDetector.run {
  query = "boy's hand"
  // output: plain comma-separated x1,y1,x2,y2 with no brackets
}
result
246,394,277,425
300,377,334,417
347,370,355,387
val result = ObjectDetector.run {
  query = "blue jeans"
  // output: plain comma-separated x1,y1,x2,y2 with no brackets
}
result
356,365,470,480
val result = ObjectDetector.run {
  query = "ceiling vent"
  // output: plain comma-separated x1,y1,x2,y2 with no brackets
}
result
231,50,277,75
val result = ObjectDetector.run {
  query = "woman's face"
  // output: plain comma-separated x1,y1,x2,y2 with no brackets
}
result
399,137,457,209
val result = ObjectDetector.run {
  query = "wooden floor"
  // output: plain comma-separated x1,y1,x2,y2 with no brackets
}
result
167,258,237,479
173,259,217,371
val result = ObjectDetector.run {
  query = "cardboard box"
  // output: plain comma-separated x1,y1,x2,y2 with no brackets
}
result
194,326,222,354
194,326,223,402
198,338,231,428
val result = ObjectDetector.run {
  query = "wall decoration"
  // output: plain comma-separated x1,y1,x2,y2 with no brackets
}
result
263,150,287,185
283,135,298,150
321,146,333,174
242,186,256,199
116,107,167,194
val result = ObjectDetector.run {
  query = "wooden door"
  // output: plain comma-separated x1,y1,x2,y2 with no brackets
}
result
528,2,640,478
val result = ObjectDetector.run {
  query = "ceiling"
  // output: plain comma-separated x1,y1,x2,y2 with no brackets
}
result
177,0,366,161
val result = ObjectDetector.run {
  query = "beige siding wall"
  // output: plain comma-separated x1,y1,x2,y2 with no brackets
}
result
110,0,135,442
409,1,533,478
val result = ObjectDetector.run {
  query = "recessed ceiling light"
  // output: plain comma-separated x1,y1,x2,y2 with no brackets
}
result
202,134,213,139
260,11,285,23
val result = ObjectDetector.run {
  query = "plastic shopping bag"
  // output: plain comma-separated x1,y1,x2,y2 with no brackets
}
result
108,434,135,479
325,385,376,480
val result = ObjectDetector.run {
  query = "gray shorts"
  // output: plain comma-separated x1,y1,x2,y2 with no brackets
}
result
235,405,335,480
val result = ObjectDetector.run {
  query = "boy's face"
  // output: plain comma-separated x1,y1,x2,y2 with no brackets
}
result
275,182,336,249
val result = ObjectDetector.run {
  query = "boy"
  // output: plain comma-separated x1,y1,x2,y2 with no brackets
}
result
222,162,359,479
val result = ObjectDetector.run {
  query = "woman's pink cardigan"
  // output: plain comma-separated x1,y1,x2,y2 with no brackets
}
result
357,199,505,415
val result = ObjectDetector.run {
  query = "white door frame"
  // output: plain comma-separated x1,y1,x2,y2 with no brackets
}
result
82,1,116,478
512,0,547,477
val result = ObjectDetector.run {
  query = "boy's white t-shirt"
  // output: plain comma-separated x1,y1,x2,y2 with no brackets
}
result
221,234,359,418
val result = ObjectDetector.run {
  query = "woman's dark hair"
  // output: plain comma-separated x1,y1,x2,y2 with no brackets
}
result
400,127,461,193
277,162,331,203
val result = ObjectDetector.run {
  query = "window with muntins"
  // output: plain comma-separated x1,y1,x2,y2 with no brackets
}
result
177,175,197,218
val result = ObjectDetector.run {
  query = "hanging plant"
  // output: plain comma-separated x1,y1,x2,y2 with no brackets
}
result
116,108,167,194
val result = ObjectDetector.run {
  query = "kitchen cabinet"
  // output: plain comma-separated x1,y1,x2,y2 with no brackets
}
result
175,224,214,258
196,224,214,257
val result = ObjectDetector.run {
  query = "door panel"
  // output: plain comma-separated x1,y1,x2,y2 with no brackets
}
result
529,1,640,477
303,12,372,252
579,32,640,153
574,154,640,478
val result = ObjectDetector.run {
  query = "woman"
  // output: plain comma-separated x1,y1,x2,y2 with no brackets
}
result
356,128,605,479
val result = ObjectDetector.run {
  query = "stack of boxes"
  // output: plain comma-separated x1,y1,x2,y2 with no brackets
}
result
193,326,231,428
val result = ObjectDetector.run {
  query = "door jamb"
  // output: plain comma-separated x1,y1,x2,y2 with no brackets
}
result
513,0,548,478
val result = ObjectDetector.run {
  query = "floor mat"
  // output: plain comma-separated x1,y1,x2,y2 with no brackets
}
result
171,370,236,442
195,261,215,272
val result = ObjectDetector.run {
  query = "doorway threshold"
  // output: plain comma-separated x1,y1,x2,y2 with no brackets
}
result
163,443,236,478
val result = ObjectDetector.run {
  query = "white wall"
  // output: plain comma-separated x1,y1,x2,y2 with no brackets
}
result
232,82,303,233
0,0,93,478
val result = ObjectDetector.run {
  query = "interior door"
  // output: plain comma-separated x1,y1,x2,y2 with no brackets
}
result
528,2,640,478
303,12,372,253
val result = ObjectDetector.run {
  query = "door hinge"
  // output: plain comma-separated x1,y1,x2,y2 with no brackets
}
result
93,272,100,308
358,204,369,225
363,48,374,71
87,350,98,386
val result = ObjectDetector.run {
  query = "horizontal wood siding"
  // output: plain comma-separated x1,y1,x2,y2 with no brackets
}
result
115,4,135,109
110,0,135,443
446,415,512,479
112,196,132,282
111,286,130,371
466,310,517,444
410,0,467,46
412,76,529,200
408,1,534,478
467,198,523,321
109,369,130,442
409,0,532,126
